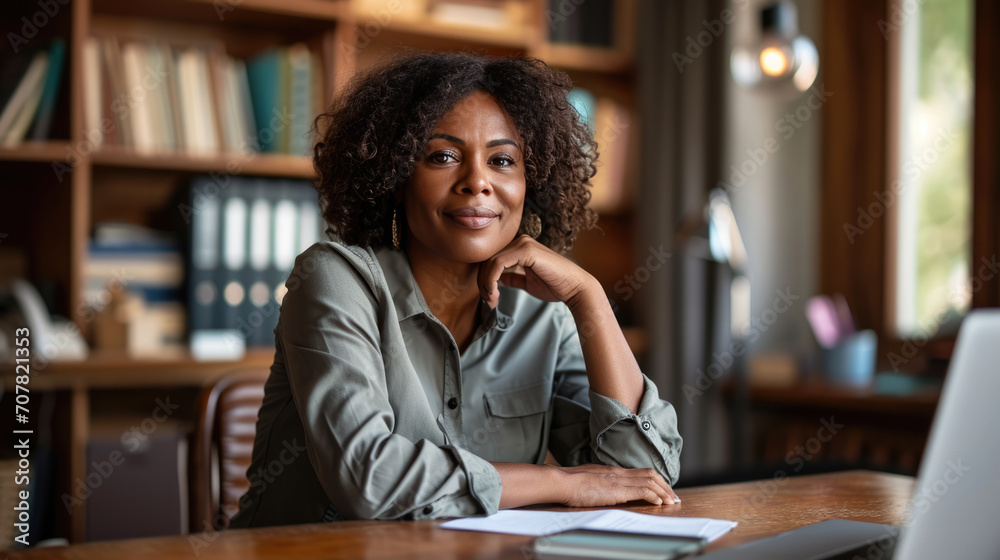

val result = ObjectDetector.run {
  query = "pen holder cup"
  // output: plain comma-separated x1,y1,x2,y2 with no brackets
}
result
820,329,877,388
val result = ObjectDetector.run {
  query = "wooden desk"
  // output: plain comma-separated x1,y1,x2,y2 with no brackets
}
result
8,470,913,559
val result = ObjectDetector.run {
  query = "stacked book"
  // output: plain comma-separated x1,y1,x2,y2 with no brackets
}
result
0,39,66,146
83,37,326,156
245,44,326,155
427,0,529,30
85,222,186,357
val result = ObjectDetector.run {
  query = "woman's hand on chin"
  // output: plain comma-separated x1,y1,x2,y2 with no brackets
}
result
480,234,645,414
477,234,598,310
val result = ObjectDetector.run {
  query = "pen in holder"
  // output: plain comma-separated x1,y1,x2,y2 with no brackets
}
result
820,329,877,388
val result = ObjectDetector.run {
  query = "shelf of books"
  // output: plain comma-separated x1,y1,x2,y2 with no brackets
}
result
0,0,638,369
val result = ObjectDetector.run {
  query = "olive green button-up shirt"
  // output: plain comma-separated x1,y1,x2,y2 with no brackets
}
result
228,238,682,528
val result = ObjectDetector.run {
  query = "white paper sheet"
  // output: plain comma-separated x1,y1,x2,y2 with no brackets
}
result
441,509,737,542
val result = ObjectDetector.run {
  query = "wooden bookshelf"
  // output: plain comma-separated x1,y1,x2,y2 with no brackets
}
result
1,0,638,342
534,43,635,75
91,147,315,178
0,141,72,163
0,0,639,544
91,0,347,25
2,349,275,390
350,10,535,50
722,378,940,474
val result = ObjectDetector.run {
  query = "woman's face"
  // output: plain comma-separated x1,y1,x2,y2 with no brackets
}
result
403,90,526,264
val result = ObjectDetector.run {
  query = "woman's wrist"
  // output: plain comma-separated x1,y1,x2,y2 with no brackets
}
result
542,464,570,505
566,278,620,344
491,462,570,508
565,275,606,317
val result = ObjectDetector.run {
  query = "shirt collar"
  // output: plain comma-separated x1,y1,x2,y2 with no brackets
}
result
373,246,513,333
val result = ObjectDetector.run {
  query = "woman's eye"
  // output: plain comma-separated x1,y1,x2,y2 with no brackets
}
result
429,152,457,164
492,154,515,168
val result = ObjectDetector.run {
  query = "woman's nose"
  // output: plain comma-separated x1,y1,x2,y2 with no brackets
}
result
456,160,492,195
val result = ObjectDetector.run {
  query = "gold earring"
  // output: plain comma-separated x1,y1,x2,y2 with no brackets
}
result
525,210,542,239
392,209,401,250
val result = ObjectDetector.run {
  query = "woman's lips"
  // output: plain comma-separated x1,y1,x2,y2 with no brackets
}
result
446,214,498,229
444,206,499,229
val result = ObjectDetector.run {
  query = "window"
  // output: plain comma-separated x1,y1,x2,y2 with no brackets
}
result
822,0,997,366
892,0,974,337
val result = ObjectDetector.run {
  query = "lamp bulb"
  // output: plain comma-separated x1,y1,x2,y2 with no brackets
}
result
759,46,790,77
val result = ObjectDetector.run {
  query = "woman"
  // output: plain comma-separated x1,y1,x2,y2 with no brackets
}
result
229,51,682,528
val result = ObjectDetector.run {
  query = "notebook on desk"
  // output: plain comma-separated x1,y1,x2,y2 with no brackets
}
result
700,309,1000,560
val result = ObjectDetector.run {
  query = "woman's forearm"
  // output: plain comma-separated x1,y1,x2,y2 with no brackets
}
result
490,462,565,509
566,278,645,413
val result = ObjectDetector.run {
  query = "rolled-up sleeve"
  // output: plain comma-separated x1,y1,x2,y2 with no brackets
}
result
280,246,501,520
547,305,683,486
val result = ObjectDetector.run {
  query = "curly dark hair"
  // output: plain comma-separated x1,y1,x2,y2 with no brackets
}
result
312,50,599,252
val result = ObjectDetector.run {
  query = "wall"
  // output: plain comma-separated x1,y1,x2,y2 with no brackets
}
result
725,0,822,360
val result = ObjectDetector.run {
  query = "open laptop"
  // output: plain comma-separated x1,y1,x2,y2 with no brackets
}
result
700,309,1000,559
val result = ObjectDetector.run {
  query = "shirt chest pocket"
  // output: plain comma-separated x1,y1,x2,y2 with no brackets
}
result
479,380,552,463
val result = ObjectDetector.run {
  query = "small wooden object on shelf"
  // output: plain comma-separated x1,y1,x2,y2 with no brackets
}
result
91,288,134,351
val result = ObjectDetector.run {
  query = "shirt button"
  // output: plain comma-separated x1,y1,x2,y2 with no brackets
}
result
447,397,458,409
641,421,652,431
